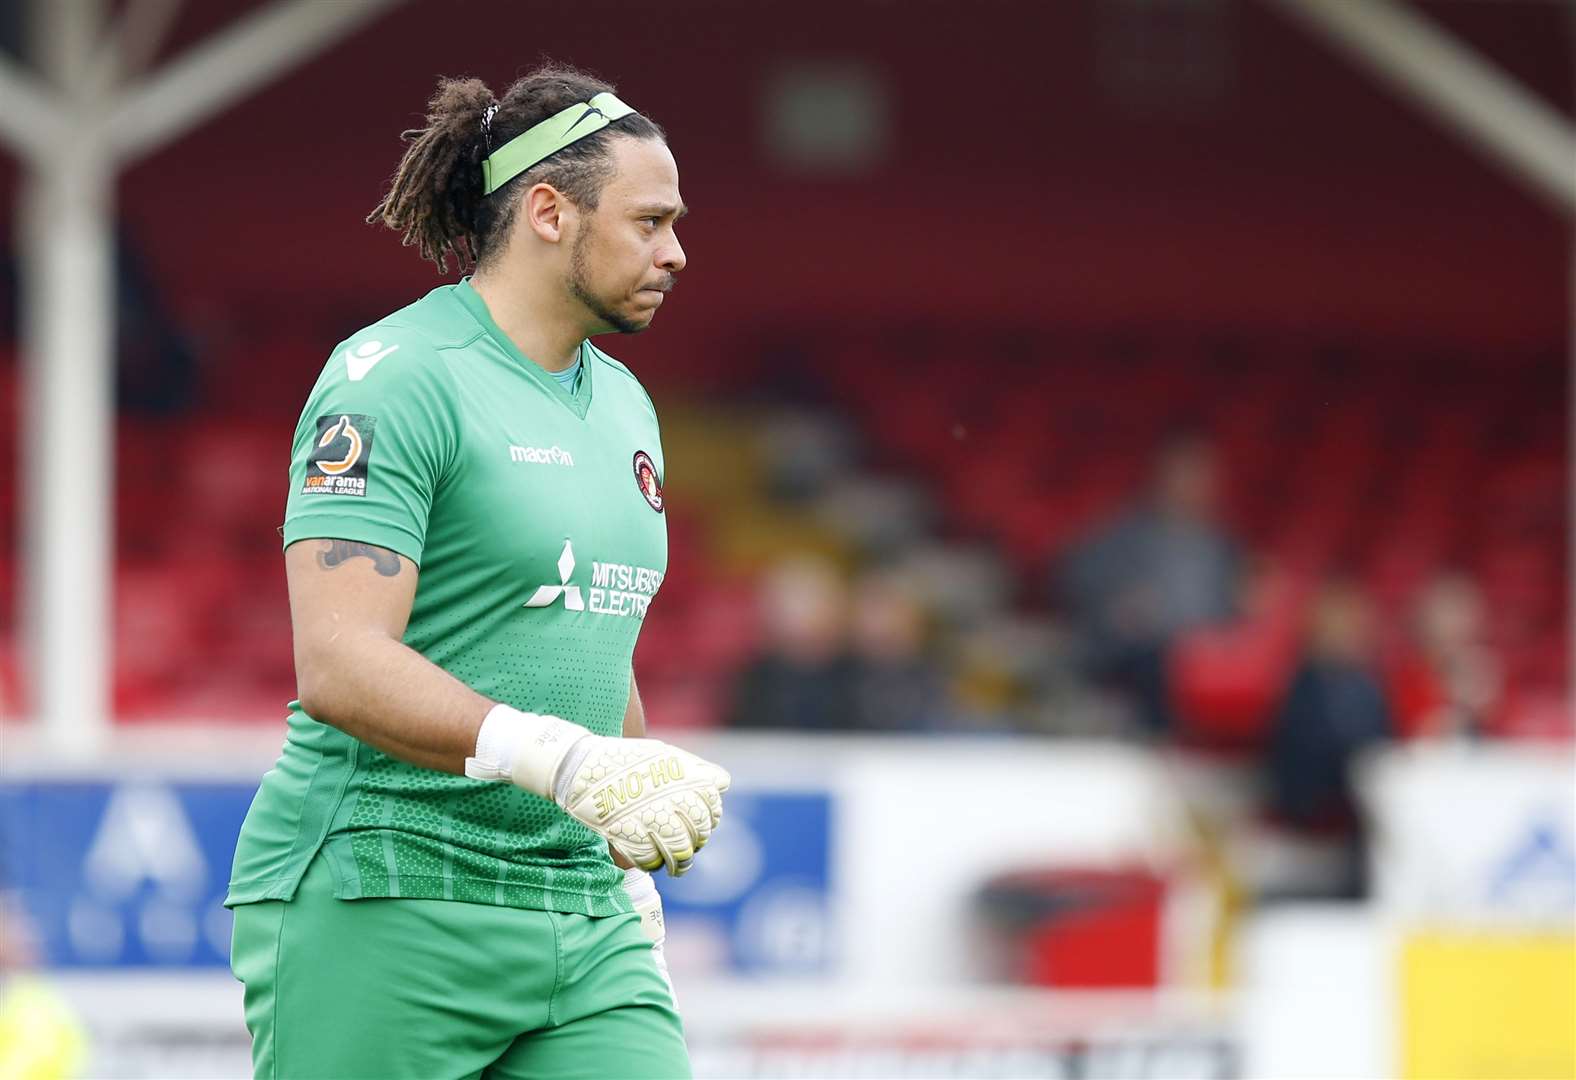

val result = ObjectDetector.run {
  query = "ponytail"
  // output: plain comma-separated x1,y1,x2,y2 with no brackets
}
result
366,76,494,274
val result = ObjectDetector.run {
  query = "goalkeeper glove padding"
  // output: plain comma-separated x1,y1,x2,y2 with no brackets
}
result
466,704,730,877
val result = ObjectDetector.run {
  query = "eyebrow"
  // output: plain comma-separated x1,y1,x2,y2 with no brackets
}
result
635,203,688,220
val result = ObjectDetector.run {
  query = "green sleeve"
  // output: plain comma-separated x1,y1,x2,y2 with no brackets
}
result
282,333,457,566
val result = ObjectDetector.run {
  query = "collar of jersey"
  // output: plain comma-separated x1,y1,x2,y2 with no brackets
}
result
454,277,594,420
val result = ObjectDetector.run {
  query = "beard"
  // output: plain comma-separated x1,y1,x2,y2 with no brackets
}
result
567,222,650,335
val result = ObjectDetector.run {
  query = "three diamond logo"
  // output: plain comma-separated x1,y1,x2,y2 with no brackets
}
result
524,539,584,611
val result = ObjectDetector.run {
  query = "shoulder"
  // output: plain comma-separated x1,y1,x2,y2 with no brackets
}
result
371,284,488,353
586,343,656,417
586,341,639,381
316,287,481,397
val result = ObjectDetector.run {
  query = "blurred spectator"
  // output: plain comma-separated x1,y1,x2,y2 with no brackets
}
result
845,570,949,731
1265,579,1391,898
724,557,856,731
1056,433,1242,731
1389,572,1507,739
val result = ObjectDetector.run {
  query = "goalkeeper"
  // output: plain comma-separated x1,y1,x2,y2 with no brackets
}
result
225,64,724,1080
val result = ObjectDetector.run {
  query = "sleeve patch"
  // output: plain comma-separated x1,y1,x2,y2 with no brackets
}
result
301,414,378,497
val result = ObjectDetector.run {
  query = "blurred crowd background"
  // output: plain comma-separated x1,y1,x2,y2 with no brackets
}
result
0,1,1570,1077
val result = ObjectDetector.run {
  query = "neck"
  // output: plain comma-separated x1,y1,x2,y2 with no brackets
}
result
470,265,588,373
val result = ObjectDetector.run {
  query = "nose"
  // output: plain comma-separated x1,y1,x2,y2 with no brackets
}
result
658,231,686,275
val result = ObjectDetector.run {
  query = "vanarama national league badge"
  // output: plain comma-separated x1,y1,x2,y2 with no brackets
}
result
633,450,663,513
302,413,377,497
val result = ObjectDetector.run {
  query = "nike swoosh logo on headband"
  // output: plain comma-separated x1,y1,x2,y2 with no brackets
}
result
564,105,609,137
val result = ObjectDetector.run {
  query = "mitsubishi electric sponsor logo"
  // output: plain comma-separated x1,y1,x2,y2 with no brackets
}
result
524,539,662,619
589,559,664,619
510,444,575,466
524,540,584,611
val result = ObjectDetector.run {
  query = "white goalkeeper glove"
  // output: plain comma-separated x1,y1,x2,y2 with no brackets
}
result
465,704,730,876
623,867,677,1005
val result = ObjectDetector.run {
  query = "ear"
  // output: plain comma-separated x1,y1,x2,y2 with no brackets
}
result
523,183,574,244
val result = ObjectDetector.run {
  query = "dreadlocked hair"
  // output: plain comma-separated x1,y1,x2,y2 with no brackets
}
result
367,63,666,275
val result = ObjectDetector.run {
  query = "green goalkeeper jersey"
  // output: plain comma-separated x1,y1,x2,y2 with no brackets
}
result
226,279,668,917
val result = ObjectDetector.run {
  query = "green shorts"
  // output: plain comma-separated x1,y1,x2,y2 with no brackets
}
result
230,853,689,1080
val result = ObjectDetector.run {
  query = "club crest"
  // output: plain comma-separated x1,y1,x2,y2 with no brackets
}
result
633,450,663,513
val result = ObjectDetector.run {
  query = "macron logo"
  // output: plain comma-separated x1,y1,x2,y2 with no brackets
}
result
345,340,399,381
510,444,575,467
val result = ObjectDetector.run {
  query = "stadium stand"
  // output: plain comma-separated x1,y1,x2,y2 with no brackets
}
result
0,1,1564,743
6,323,1564,742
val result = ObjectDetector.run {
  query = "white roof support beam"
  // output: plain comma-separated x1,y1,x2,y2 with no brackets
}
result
0,55,58,160
93,0,187,90
3,0,402,747
18,149,116,754
110,0,402,165
1271,0,1576,218
31,0,106,88
12,0,116,750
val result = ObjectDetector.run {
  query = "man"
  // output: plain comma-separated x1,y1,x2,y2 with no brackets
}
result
1267,578,1391,899
225,65,729,1079
1057,433,1242,731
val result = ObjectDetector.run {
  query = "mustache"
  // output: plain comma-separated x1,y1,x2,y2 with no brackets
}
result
644,275,677,294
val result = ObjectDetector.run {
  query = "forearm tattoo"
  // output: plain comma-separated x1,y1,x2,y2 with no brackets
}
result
316,540,402,577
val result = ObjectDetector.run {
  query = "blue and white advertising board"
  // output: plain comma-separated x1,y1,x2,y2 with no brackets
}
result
0,780,832,975
0,781,255,968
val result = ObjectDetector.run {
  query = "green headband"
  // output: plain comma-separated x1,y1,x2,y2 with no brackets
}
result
481,92,637,195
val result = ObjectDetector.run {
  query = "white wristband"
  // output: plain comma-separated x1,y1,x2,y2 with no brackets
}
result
623,866,667,950
464,703,589,800
623,866,658,904
464,704,522,780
